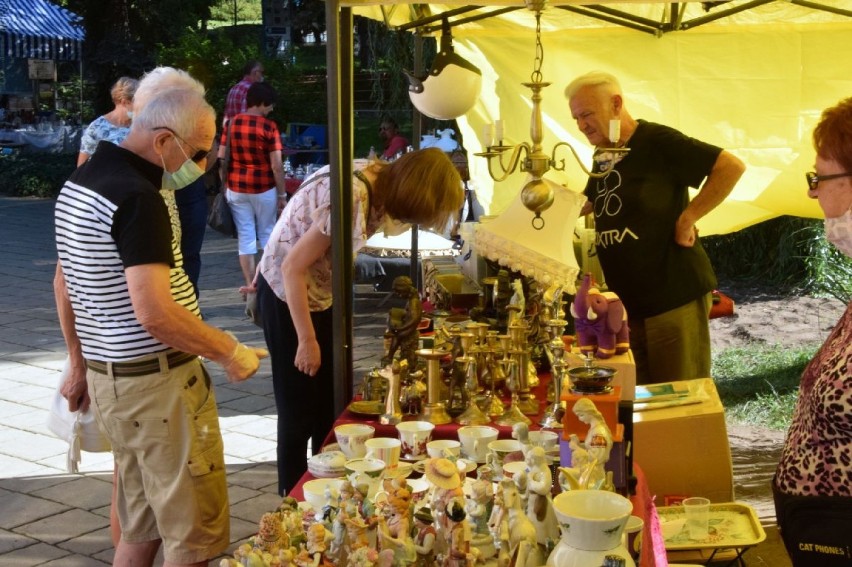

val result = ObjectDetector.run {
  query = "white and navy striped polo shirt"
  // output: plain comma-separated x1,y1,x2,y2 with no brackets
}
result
55,141,200,362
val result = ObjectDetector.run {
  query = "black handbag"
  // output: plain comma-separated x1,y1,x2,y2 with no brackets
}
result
207,192,236,237
207,124,236,237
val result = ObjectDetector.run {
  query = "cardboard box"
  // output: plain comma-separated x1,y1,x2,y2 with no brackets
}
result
633,378,734,503
565,348,636,401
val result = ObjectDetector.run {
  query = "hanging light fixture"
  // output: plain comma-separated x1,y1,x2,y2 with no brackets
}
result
475,0,628,229
405,17,483,120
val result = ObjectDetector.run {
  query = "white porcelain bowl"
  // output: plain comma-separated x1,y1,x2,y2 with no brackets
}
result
552,489,633,551
302,477,345,511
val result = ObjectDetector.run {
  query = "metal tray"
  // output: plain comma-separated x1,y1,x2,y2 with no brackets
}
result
348,400,384,416
657,502,767,550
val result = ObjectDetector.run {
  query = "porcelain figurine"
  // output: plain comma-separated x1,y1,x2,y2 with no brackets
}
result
413,507,437,567
506,278,525,328
442,498,476,567
490,478,544,567
426,458,465,558
524,446,560,548
295,523,334,567
573,398,613,489
377,488,416,566
466,479,497,561
512,422,533,457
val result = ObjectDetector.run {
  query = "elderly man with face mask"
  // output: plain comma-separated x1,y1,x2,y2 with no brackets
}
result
54,87,267,567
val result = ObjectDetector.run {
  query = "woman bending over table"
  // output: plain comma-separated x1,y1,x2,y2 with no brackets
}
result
257,148,464,495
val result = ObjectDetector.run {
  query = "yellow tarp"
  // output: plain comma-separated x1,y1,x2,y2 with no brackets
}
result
352,1,852,235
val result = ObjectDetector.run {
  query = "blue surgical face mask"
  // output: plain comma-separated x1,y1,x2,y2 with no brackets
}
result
161,135,205,190
126,110,134,121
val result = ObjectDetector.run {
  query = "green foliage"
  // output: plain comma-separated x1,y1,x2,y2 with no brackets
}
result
712,343,817,430
704,216,852,303
210,0,262,25
0,153,77,198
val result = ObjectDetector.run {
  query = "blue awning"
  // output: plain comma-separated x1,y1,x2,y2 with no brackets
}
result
0,0,84,61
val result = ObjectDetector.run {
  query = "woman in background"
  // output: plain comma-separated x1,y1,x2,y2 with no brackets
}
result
774,96,852,567
77,76,138,166
256,148,463,495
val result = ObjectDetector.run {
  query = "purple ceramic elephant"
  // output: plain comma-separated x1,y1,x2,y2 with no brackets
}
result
570,274,629,359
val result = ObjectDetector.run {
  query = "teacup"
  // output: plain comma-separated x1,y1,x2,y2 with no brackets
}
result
487,438,522,473
457,425,499,463
344,457,386,500
365,437,402,469
528,430,559,450
502,460,528,480
334,423,375,459
427,439,461,459
396,421,435,460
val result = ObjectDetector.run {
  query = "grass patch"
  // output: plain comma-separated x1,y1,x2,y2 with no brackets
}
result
712,342,819,430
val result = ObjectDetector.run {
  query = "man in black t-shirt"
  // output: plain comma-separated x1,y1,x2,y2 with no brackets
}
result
565,71,745,384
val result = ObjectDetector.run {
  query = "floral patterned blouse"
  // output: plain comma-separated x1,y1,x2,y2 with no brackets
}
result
775,302,852,497
259,160,384,311
79,116,131,157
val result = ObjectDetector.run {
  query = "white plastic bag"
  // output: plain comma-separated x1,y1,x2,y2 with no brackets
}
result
46,357,111,472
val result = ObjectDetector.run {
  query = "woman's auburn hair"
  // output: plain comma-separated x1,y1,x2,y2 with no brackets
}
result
371,147,465,231
814,96,852,174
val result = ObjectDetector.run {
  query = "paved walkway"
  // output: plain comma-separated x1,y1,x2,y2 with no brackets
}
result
0,195,387,565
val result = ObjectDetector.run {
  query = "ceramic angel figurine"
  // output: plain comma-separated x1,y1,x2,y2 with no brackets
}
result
524,446,559,547
466,479,497,561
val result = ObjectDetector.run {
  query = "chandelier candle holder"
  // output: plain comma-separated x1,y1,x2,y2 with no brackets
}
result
474,0,629,229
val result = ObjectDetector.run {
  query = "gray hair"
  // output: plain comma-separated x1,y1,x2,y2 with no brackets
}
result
564,71,622,100
132,87,214,139
133,66,205,115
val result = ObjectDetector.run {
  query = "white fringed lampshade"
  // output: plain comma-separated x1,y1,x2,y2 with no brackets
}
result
472,177,585,293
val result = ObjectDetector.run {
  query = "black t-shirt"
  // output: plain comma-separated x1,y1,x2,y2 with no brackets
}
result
583,120,721,319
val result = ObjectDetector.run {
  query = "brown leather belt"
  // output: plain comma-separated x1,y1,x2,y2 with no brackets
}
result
86,350,198,378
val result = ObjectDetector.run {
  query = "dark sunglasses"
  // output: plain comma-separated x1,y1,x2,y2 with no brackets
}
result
153,126,209,162
805,171,852,192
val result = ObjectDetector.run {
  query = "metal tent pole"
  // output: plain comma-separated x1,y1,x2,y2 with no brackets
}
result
326,0,355,416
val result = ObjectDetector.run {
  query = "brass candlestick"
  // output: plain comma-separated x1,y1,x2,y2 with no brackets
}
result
455,355,490,425
494,356,531,426
539,319,568,429
416,348,452,425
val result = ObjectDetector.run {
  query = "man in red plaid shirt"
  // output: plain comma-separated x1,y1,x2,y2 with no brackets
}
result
223,60,264,126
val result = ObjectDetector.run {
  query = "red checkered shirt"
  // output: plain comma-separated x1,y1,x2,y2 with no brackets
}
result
221,114,283,194
223,78,252,123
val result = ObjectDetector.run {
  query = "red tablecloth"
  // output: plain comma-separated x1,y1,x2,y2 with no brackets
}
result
287,374,667,566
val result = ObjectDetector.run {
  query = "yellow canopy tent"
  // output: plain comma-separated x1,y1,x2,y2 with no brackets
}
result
350,0,852,235
322,0,852,411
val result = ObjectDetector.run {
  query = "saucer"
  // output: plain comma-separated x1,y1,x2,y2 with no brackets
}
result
384,461,413,479
400,453,428,463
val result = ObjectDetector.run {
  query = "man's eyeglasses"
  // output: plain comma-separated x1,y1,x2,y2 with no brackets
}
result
153,126,209,162
805,171,852,192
